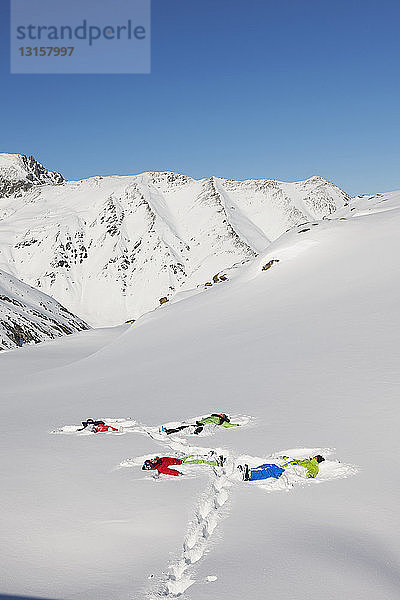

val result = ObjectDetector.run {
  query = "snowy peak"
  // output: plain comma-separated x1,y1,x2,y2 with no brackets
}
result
0,161,351,326
0,153,63,197
143,171,195,189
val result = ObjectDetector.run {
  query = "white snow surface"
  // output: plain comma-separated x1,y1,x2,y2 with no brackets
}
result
1,189,400,599
0,155,349,326
0,268,88,350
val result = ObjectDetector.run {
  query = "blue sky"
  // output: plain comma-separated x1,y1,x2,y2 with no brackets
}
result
1,0,399,195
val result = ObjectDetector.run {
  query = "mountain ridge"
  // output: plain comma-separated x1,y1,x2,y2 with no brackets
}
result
0,154,350,326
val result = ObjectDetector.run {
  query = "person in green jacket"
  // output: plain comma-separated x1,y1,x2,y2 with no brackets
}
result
161,413,239,435
193,413,239,435
281,455,323,478
239,455,325,481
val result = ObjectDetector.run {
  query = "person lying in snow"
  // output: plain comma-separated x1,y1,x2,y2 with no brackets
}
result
77,418,119,433
161,413,239,435
238,455,325,481
142,453,225,476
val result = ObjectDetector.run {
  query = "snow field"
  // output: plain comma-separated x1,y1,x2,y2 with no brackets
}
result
2,194,400,599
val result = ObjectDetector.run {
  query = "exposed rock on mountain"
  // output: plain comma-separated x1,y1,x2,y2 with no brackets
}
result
0,153,63,198
0,268,88,351
0,154,350,326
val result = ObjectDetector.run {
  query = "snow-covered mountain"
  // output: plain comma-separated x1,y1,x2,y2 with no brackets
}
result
0,154,350,326
0,268,89,350
1,189,400,600
334,188,400,218
0,153,63,197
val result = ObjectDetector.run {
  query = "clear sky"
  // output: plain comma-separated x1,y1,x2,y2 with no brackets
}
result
1,0,399,195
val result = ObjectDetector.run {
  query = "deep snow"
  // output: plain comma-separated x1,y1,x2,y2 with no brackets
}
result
1,194,400,599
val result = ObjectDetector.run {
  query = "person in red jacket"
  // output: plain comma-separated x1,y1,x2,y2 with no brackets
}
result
78,418,119,433
94,423,119,433
142,453,224,477
143,457,183,476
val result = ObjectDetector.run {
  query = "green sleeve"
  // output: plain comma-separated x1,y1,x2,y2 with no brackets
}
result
297,458,319,478
306,460,319,478
281,458,319,478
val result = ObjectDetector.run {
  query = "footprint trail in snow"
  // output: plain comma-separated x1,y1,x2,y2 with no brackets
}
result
117,418,247,597
161,467,232,597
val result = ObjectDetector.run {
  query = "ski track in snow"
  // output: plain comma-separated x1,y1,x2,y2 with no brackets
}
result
51,417,357,598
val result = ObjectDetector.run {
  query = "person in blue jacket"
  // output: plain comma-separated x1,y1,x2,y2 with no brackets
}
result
238,455,325,481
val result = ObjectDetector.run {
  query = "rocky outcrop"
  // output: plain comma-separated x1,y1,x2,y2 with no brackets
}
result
0,153,63,198
0,269,88,351
262,259,279,271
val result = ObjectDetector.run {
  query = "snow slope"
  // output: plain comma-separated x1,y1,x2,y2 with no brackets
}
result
0,268,89,350
1,194,400,599
0,154,349,326
334,188,400,218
